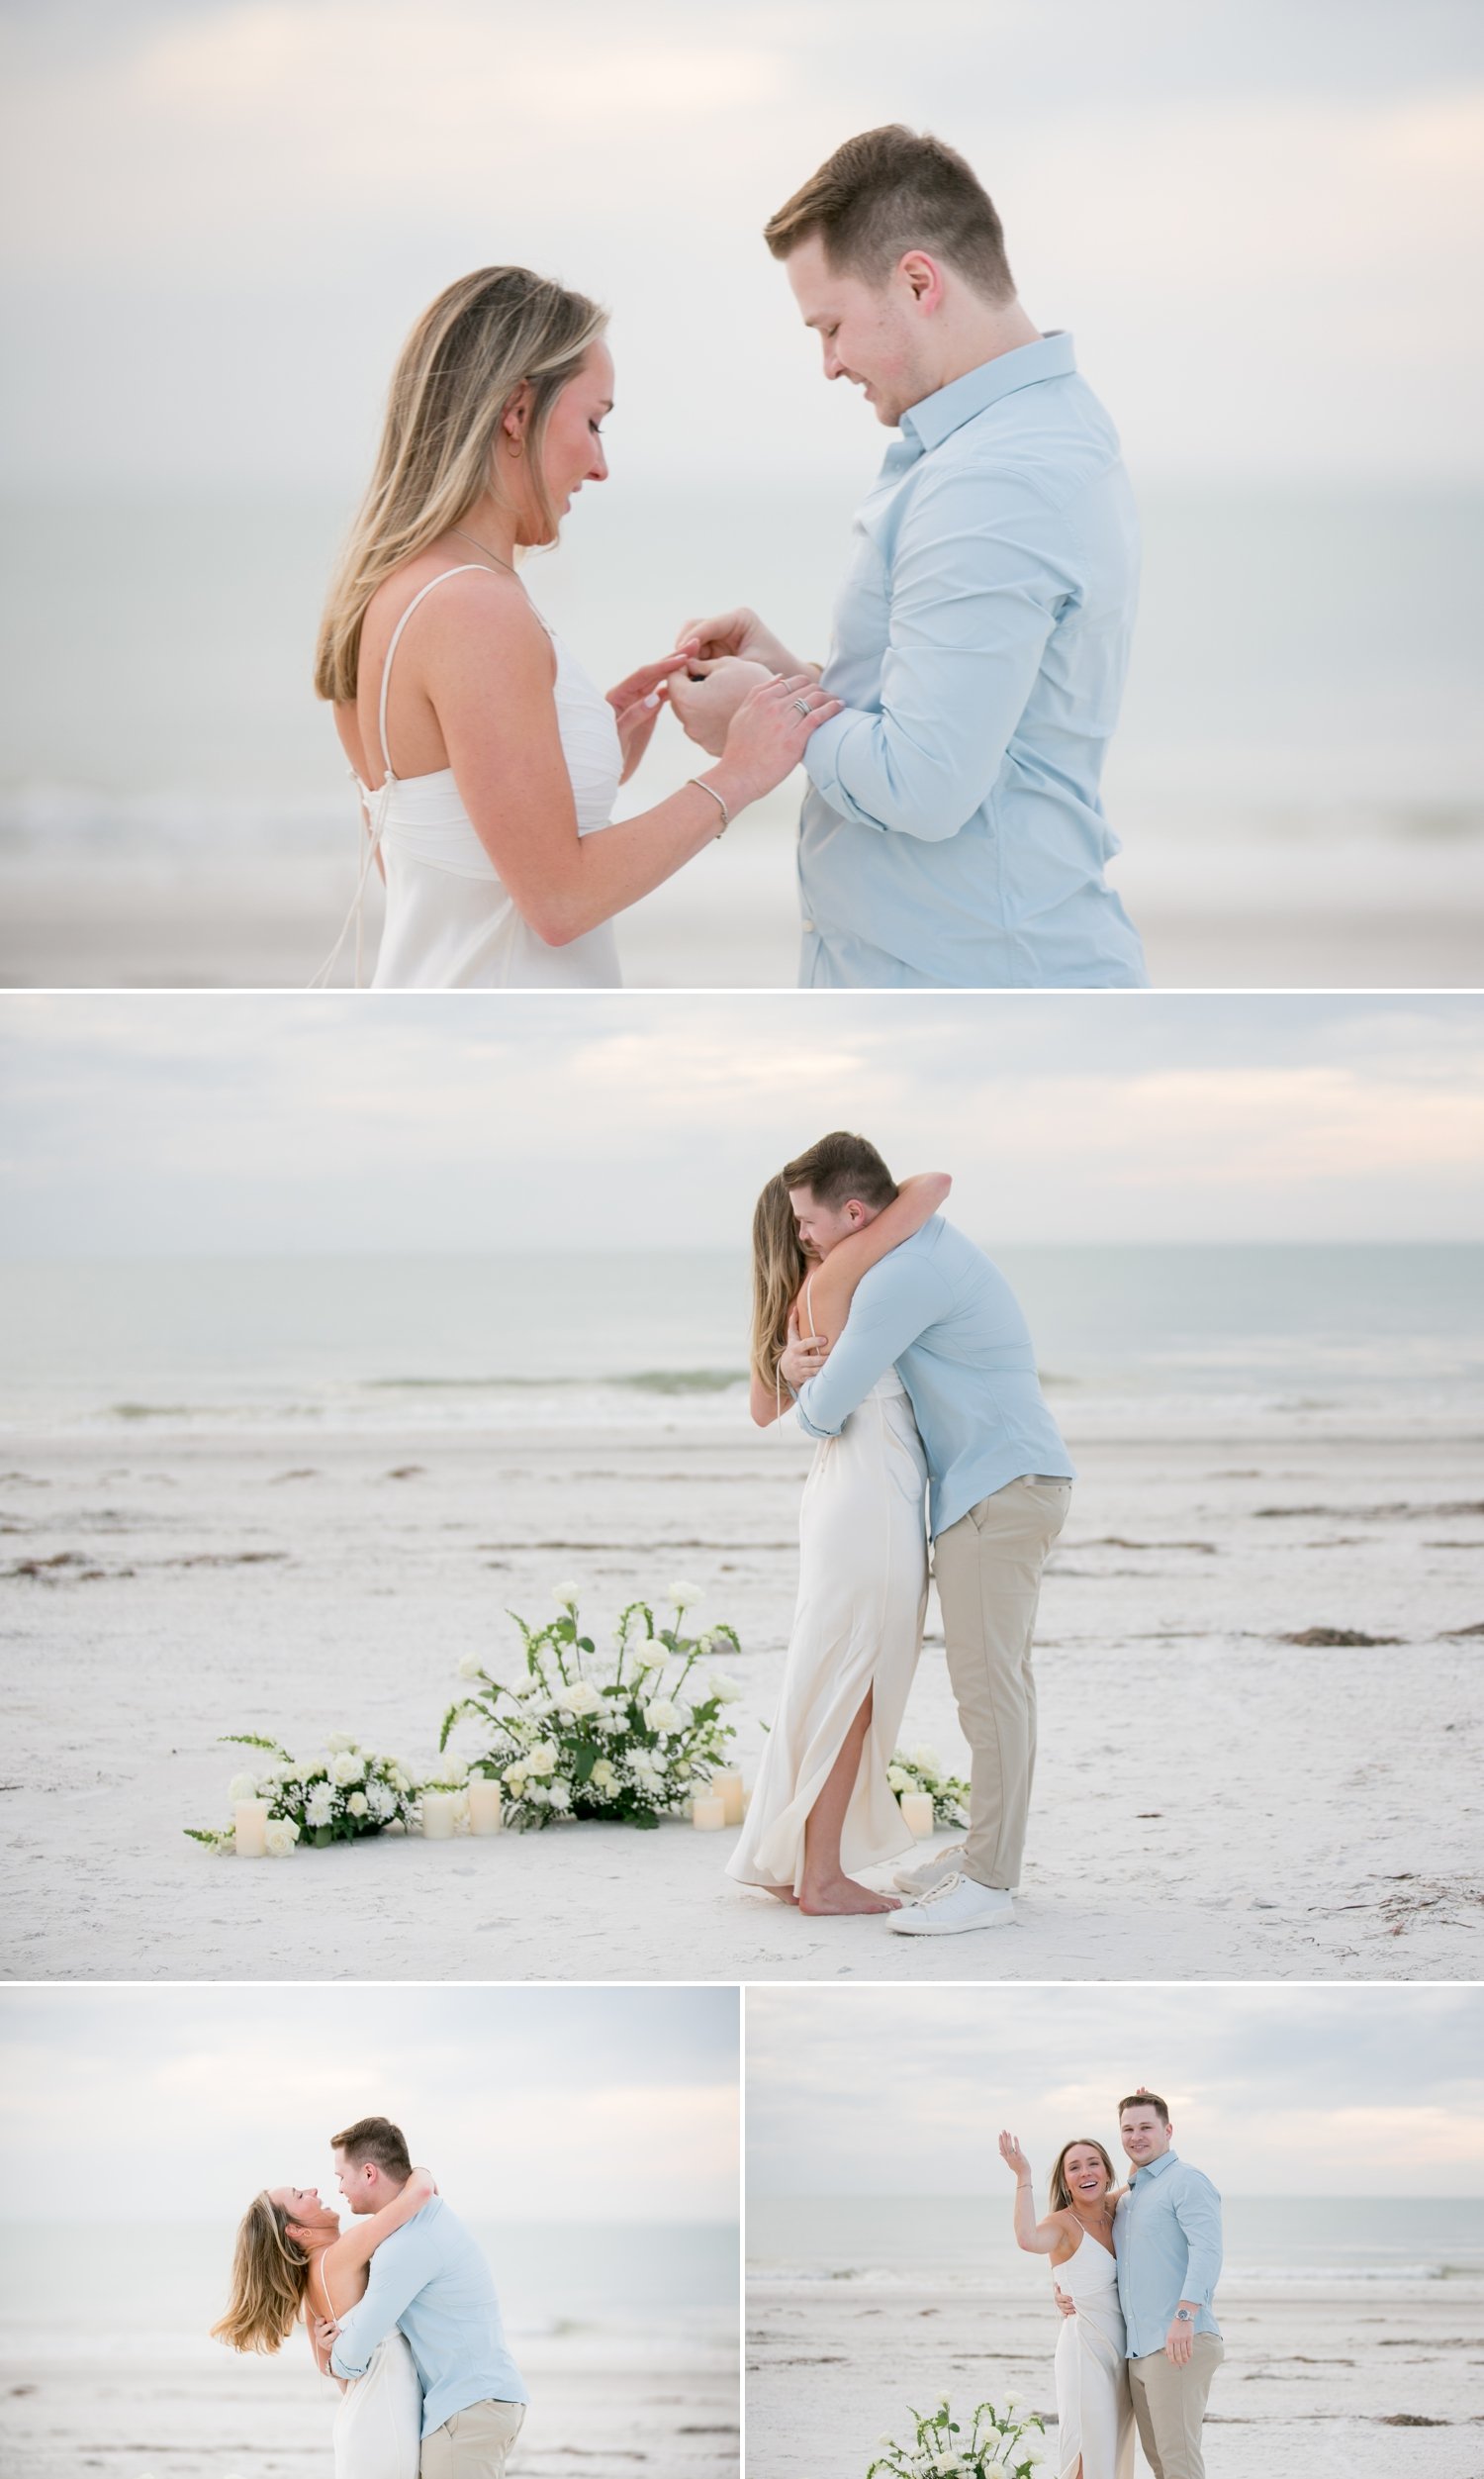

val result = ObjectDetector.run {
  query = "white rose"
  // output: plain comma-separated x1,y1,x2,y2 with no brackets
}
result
305,1786,335,1829
505,1768,527,1795
556,1679,602,1716
630,1644,666,1676
668,1578,700,1609
911,1744,940,1769
547,1781,572,1811
228,1770,259,1802
705,1670,743,1702
644,1699,681,1734
325,1732,358,1755
590,1760,616,1793
457,1653,484,1679
887,1765,910,1793
329,1751,364,1787
264,1818,299,1858
551,1579,580,1606
524,1742,558,1777
390,1767,411,1793
527,1783,550,1805
346,1791,368,1817
441,1756,470,1786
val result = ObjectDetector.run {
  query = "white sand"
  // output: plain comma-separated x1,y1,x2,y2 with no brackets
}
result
0,2330,737,2479
743,2271,1484,2479
2,1414,1481,1983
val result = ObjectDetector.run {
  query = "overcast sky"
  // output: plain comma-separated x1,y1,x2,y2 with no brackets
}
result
2,994,1482,1253
0,1984,737,2224
747,1985,1484,2199
2,0,1481,489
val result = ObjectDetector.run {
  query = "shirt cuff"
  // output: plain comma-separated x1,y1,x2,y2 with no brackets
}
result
801,708,879,828
792,1387,835,1441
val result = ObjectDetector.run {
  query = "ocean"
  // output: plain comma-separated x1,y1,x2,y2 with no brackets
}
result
1,1243,1480,1438
746,2193,1484,2288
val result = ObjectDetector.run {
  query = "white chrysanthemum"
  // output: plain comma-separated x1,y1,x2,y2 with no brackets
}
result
524,1742,558,1777
457,1653,484,1679
367,1779,394,1819
551,1579,580,1606
547,1781,573,1811
264,1818,299,1858
346,1790,368,1817
228,1770,260,1802
527,1783,550,1804
305,1785,335,1829
556,1678,602,1716
644,1698,681,1734
329,1750,364,1787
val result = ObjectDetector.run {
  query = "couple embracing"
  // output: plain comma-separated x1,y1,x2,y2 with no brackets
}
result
314,123,1146,992
1001,2090,1225,2479
733,1130,1072,1931
215,2115,525,2478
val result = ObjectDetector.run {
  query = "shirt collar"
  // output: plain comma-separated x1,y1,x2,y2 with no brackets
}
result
1130,2147,1179,2186
899,331,1076,454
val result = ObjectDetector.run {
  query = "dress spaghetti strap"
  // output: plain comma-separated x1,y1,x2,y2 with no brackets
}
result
310,563,502,991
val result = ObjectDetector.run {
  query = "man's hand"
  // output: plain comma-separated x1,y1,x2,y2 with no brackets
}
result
1164,2309,1196,2365
1052,2282,1076,2320
667,657,774,756
778,1307,831,1395
676,606,812,676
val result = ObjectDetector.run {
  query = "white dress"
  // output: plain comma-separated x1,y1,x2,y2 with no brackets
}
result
309,2284,422,2479
324,564,623,990
727,1333,929,1893
1052,2235,1134,2479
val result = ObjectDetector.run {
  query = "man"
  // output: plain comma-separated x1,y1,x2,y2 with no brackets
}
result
675,124,1148,992
1085,2089,1225,2479
320,2115,528,2478
777,1130,1073,1935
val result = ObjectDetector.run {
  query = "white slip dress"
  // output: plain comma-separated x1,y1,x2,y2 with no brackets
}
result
318,565,623,990
1052,2234,1134,2479
311,2266,423,2479
727,1284,929,1894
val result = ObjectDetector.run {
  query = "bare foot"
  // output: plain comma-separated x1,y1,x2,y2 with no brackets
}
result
762,1884,799,1905
798,1874,902,1916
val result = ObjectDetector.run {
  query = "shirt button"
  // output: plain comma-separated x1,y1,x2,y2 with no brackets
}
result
801,919,815,932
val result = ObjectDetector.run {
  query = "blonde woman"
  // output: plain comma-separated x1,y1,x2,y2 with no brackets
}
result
998,2130,1134,2479
726,1149,949,1914
214,2168,434,2475
314,265,839,987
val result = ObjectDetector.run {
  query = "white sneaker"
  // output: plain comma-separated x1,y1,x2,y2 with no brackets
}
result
887,1872,1015,1936
893,1842,966,1897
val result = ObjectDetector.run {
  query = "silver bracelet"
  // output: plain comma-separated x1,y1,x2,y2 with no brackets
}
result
687,776,729,836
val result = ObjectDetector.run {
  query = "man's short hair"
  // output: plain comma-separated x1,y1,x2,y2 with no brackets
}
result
330,2116,414,2180
1117,2089,1170,2126
783,1131,897,1212
764,124,1014,302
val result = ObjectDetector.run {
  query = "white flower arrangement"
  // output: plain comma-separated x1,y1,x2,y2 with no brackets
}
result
185,1734,421,1853
885,1744,971,1826
867,2398,1046,2479
440,1585,741,1831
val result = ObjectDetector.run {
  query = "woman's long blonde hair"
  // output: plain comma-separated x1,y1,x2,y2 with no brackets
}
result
314,265,607,706
211,2191,313,2354
1050,2138,1117,2213
751,1176,809,1391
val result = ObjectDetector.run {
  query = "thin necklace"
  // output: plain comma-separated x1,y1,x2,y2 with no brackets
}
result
451,525,517,575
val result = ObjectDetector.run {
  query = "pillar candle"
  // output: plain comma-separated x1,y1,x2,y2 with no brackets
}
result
467,1778,503,1836
233,1799,269,1859
692,1794,727,1831
421,1790,458,1841
900,1790,936,1839
709,1770,745,1828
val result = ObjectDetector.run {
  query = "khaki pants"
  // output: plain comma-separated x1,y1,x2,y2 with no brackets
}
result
1129,2336,1223,2479
931,1476,1070,1889
420,2400,525,2479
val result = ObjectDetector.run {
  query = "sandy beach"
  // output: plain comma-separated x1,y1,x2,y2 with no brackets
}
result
744,2268,1484,2479
3,1401,1480,1984
0,2325,737,2479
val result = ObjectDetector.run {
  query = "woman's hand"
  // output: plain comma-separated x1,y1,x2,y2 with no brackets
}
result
998,2130,1032,2183
406,2165,438,2206
606,642,699,783
676,606,807,675
668,657,774,757
717,674,844,806
778,1305,831,1395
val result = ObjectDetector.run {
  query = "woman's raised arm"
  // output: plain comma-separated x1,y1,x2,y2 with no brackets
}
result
997,2131,1064,2256
803,1173,951,1340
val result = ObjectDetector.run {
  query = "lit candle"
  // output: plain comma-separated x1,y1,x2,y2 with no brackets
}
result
900,1791,935,1839
233,1799,269,1859
467,1778,503,1837
692,1794,727,1831
420,1790,458,1841
710,1770,745,1828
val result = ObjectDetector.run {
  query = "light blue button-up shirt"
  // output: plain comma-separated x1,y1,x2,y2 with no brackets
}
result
329,2196,527,2436
1114,2150,1224,2357
792,1217,1073,1538
797,333,1148,990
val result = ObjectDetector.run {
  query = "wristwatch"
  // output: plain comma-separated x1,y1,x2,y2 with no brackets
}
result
1174,2308,1194,2323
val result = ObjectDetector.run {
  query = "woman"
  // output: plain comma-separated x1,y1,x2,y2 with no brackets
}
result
213,2167,436,2476
314,264,838,986
725,1170,950,1915
998,2130,1134,2479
